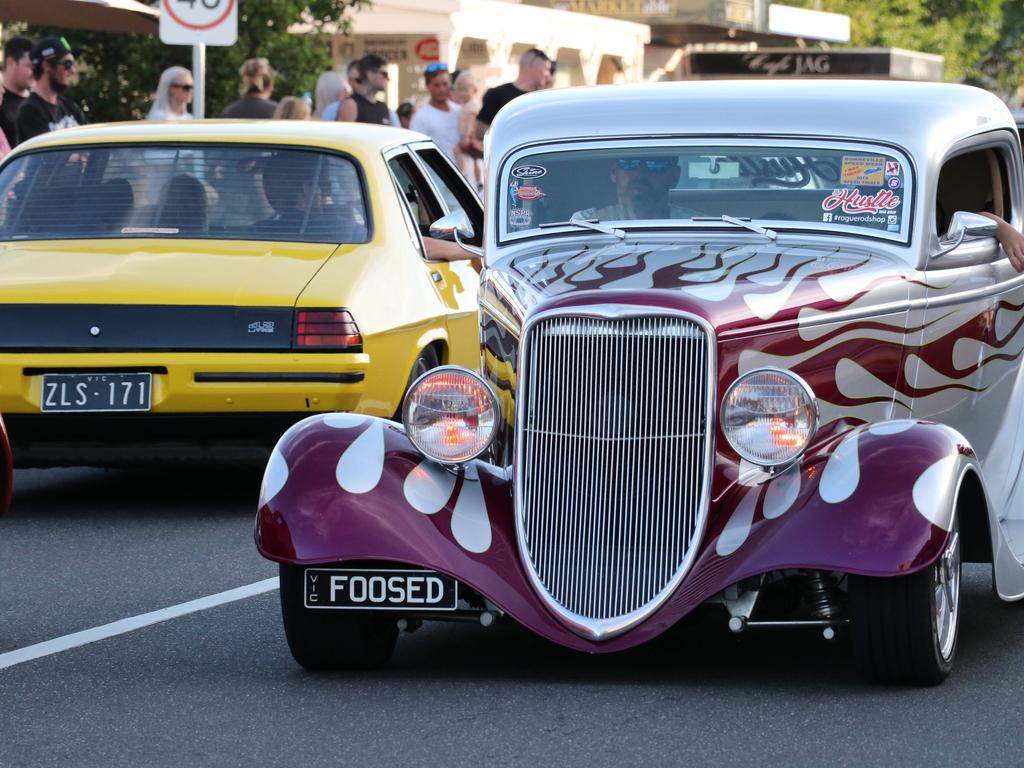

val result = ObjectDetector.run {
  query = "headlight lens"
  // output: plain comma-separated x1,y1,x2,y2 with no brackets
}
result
721,369,817,468
402,366,499,464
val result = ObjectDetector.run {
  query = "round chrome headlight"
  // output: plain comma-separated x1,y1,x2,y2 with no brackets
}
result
402,366,499,464
721,368,818,468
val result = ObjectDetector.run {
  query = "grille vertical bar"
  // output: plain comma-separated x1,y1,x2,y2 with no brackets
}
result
516,313,711,634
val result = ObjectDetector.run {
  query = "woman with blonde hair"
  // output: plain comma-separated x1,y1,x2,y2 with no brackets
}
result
220,57,278,119
273,96,311,121
147,66,194,121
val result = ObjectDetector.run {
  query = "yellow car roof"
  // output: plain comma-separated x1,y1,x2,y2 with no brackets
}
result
11,119,426,155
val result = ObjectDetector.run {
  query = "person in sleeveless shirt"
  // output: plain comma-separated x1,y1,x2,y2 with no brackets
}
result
337,55,391,126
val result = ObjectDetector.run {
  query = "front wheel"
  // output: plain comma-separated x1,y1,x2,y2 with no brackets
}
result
848,519,961,686
279,564,398,671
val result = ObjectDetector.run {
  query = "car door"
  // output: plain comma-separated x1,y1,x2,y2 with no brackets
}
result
387,143,482,370
911,137,1024,522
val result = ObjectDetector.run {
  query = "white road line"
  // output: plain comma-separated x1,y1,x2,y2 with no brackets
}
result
0,576,279,671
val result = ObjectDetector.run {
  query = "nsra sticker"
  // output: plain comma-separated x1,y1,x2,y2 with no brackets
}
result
840,156,885,186
509,208,533,228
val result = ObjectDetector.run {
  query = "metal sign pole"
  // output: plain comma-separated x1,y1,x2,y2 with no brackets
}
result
192,43,206,119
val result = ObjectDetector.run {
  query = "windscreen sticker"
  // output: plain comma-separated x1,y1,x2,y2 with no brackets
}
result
840,155,885,186
885,160,902,177
822,188,901,214
515,185,546,201
822,187,903,230
509,207,533,228
121,226,180,235
886,176,902,190
511,165,547,180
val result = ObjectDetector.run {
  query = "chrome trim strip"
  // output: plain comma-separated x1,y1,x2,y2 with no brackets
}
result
514,304,716,640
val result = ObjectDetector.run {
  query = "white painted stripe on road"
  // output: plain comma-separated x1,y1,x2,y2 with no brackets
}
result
0,576,279,671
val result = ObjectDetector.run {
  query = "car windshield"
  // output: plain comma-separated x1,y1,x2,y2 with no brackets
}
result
0,144,369,244
501,143,912,243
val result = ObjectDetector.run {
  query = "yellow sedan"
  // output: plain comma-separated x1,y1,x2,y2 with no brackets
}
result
0,121,483,466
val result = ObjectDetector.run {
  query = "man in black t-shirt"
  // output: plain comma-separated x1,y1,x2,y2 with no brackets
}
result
15,37,87,145
0,37,33,147
473,48,553,153
338,55,392,125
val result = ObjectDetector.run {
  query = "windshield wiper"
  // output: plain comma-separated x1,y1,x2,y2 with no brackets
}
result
539,217,626,240
691,215,777,241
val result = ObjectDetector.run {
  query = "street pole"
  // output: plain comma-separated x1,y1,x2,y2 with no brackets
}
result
192,43,206,119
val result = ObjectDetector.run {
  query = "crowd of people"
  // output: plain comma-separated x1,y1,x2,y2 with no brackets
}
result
0,34,555,190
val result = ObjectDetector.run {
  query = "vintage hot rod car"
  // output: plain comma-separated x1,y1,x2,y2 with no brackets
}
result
257,81,1024,684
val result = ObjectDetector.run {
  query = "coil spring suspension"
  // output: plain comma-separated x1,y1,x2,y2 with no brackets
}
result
803,571,843,619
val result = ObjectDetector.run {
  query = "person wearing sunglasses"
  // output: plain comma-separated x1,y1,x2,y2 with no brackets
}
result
338,54,392,125
15,36,86,145
409,63,461,162
571,156,692,222
147,66,194,122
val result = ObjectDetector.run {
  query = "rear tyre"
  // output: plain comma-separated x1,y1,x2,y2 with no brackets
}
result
394,345,440,419
279,564,398,671
848,518,961,686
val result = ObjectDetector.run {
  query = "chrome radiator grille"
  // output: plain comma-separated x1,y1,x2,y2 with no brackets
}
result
516,313,712,638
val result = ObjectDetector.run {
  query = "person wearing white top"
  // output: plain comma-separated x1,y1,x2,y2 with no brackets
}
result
147,66,194,121
409,63,461,163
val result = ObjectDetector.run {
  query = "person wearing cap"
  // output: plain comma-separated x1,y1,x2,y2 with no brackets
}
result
15,37,86,145
409,63,461,162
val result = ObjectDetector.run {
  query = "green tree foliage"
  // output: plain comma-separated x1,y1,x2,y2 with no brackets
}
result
25,0,368,122
787,0,1016,91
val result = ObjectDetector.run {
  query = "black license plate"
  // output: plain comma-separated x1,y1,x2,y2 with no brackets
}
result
40,373,152,413
304,568,458,611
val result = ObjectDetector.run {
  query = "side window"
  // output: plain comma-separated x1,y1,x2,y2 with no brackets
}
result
414,147,483,247
386,156,425,258
386,154,444,236
936,147,1010,235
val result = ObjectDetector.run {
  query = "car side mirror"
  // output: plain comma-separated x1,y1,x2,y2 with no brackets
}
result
933,211,999,258
429,210,483,259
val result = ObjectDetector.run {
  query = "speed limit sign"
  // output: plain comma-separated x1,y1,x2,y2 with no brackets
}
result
160,0,238,46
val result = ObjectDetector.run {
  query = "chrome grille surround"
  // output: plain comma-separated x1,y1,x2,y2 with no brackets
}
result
514,305,715,641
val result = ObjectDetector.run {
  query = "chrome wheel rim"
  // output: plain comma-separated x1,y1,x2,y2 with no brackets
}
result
935,527,961,661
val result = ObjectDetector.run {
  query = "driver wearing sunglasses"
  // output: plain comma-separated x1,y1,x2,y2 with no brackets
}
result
572,156,697,222
15,36,87,145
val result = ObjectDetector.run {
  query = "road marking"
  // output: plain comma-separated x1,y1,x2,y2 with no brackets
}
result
0,577,279,671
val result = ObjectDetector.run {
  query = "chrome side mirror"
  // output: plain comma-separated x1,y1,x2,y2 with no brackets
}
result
429,210,483,259
933,211,999,258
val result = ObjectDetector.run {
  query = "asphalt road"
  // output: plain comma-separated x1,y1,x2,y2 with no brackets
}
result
2,466,1023,768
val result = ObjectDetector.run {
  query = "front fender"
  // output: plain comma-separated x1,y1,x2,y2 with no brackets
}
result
700,420,973,589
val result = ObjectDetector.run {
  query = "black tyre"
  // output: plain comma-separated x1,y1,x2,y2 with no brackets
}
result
279,564,398,671
394,345,440,419
848,518,961,686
